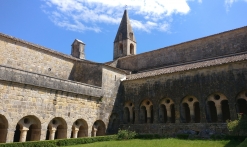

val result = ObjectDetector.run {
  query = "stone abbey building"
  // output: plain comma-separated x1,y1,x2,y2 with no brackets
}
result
0,10,247,143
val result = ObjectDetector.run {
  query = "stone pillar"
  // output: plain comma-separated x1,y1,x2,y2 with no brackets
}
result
92,128,97,137
49,129,56,140
40,129,47,141
175,104,180,123
19,128,29,142
167,108,172,123
134,108,139,124
146,107,151,124
200,103,207,123
216,104,223,122
129,108,133,124
72,128,79,138
189,105,195,123
6,128,15,143
181,104,186,123
229,100,237,120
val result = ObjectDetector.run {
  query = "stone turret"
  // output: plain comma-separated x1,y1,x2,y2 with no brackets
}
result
71,39,85,59
113,10,136,60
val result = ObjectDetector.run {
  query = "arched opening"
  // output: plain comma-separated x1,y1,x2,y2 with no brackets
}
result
140,106,147,123
26,124,39,141
13,115,41,142
208,101,217,122
183,103,191,123
171,104,175,123
71,119,88,138
221,100,230,122
194,102,200,123
92,120,106,137
0,115,8,143
46,117,67,140
237,99,247,115
123,107,130,124
130,44,134,55
119,43,123,54
13,124,20,142
140,99,153,124
45,126,50,140
132,107,135,124
150,105,154,123
159,104,167,123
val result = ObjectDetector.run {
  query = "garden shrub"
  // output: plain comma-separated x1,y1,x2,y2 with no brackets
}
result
0,135,117,147
117,129,137,140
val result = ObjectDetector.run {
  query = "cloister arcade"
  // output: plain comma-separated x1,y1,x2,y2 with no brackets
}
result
123,91,247,124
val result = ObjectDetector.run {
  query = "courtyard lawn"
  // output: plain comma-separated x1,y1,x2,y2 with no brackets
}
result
66,138,241,147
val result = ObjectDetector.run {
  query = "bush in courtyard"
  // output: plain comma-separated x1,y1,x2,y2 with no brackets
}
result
176,134,189,139
227,113,247,136
117,129,137,140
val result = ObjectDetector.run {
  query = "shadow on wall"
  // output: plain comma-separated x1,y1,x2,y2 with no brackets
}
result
68,61,103,87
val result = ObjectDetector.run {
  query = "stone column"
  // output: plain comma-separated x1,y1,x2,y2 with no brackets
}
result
49,129,56,140
216,104,223,122
189,105,195,123
175,104,180,123
92,128,97,137
146,107,151,124
129,108,133,124
73,128,79,138
19,128,29,142
166,105,172,123
200,103,207,123
134,108,139,124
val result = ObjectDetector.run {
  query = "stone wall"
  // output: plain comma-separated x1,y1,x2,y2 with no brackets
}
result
69,61,103,87
117,60,247,134
0,36,75,80
116,26,247,72
0,80,102,142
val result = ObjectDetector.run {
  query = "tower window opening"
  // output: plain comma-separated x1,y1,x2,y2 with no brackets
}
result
130,43,134,55
119,43,123,54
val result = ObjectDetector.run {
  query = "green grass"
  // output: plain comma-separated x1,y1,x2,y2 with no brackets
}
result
65,138,241,147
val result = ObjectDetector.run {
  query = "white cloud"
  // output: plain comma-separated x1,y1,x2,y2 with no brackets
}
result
225,0,247,11
42,0,200,33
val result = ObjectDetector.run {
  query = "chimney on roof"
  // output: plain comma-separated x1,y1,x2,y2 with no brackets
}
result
71,39,85,59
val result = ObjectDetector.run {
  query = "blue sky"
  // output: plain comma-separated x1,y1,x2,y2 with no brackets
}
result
0,0,246,63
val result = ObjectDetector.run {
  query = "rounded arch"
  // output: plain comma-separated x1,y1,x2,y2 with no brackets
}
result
140,99,153,124
124,101,135,124
46,117,67,140
159,98,175,123
130,43,134,55
91,120,106,137
13,115,41,142
71,119,88,138
0,114,8,143
206,93,230,123
236,90,247,115
181,96,200,123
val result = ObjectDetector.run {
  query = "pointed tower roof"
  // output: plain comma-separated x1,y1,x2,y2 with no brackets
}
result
114,10,136,43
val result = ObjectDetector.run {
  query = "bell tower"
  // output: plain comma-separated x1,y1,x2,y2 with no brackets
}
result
113,10,136,60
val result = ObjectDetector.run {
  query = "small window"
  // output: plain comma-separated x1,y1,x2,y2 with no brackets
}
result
119,43,123,54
